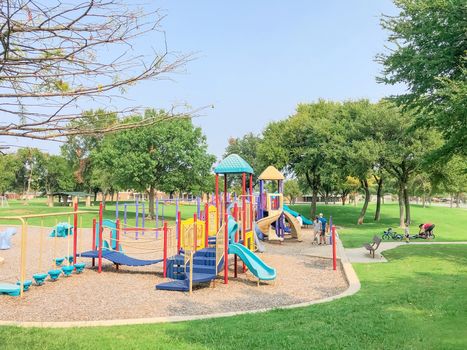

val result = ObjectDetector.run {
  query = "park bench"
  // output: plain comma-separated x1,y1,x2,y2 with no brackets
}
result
363,236,382,258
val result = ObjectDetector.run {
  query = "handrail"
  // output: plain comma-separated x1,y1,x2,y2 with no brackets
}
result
0,210,95,220
183,250,194,295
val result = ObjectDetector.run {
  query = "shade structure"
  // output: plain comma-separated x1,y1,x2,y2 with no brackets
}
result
258,166,284,181
214,154,254,175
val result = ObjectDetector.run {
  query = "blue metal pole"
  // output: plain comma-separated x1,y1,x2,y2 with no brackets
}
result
124,203,127,234
135,197,139,240
156,198,159,229
197,197,201,218
116,201,119,219
142,202,145,236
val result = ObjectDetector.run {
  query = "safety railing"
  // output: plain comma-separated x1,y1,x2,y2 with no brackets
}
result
215,222,225,270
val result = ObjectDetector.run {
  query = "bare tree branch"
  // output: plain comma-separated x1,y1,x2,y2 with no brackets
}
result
0,0,194,144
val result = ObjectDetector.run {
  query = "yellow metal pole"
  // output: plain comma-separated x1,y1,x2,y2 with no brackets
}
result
19,219,26,297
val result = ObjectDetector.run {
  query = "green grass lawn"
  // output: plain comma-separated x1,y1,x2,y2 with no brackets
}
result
289,203,467,248
0,199,198,228
1,244,466,349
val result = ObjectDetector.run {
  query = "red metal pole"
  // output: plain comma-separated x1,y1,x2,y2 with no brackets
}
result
193,213,198,251
98,203,103,273
215,174,219,230
73,202,78,264
92,218,96,267
177,211,181,252
332,226,337,271
163,222,168,278
242,173,246,245
204,202,209,247
223,174,228,284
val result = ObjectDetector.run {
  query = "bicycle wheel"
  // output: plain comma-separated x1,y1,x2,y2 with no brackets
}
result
382,234,389,240
395,234,403,241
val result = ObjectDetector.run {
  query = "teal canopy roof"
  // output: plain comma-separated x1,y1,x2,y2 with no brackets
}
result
214,154,254,174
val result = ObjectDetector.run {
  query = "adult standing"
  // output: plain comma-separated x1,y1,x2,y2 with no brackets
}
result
319,213,327,245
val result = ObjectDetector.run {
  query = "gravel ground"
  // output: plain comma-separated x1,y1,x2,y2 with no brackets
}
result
0,226,347,322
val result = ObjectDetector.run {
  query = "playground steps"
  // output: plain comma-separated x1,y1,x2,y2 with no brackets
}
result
156,248,222,292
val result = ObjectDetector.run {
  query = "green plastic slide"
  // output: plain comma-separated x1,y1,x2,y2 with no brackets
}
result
228,242,276,281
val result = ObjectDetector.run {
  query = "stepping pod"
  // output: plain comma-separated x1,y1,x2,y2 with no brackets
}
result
48,269,62,281
74,263,86,274
54,257,65,267
33,273,48,286
61,265,74,276
16,280,33,292
66,256,74,264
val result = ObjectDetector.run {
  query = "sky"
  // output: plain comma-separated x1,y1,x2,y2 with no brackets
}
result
3,0,405,158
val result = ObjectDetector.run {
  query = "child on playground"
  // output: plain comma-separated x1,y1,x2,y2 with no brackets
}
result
319,213,327,245
404,223,410,243
296,214,303,227
312,216,320,244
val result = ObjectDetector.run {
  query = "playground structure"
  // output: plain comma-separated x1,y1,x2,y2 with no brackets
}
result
0,156,340,299
0,204,89,297
255,166,306,242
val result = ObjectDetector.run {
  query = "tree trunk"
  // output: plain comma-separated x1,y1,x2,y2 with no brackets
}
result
398,184,405,227
311,187,318,219
341,193,347,205
422,193,426,208
148,186,155,219
374,176,383,221
357,179,370,225
305,171,319,218
102,191,107,209
403,185,411,224
456,192,460,208
450,193,453,208
93,190,98,202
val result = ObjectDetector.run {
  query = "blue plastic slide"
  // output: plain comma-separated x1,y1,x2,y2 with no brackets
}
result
228,242,276,281
283,205,313,225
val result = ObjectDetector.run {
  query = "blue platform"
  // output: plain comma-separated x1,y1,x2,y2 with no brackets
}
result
79,250,163,266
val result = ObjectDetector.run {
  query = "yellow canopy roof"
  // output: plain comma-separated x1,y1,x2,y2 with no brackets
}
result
258,166,284,181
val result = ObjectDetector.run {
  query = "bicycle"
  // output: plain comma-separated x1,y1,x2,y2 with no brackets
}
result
381,227,403,241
